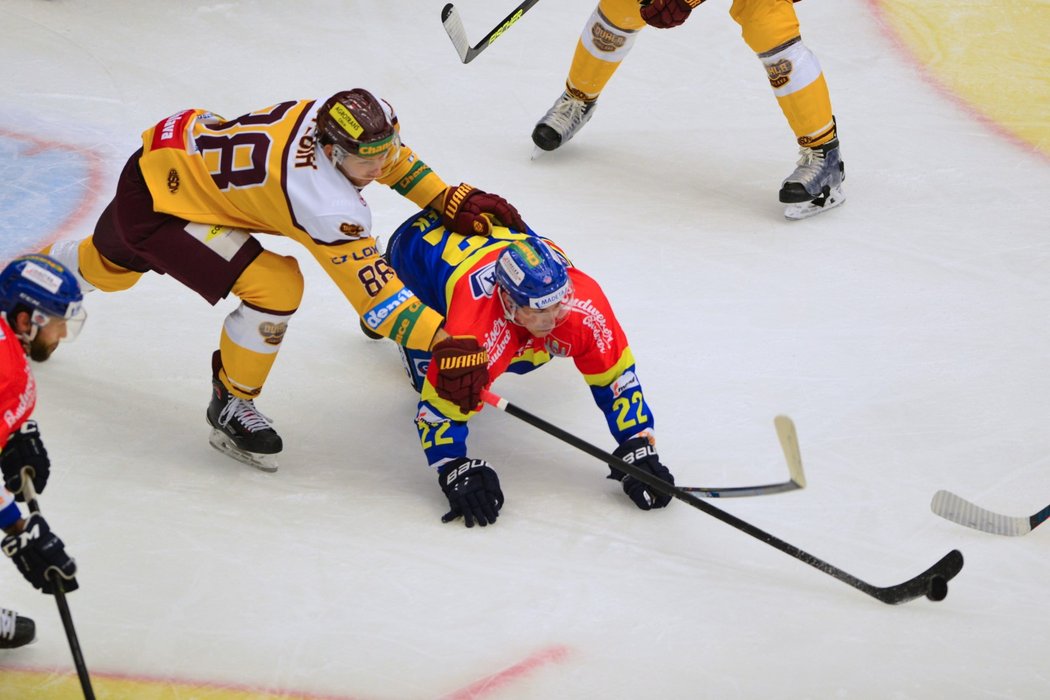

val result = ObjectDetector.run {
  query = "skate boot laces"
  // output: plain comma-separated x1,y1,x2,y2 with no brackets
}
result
217,396,273,433
542,93,594,137
786,141,841,195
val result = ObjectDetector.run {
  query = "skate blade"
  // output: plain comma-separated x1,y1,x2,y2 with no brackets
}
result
208,429,279,472
783,185,846,221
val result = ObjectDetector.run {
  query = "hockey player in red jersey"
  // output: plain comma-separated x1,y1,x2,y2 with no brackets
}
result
0,254,83,649
44,88,516,471
383,210,675,527
532,0,844,220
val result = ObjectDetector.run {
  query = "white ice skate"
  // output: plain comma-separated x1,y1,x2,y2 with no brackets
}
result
531,89,598,157
779,138,846,220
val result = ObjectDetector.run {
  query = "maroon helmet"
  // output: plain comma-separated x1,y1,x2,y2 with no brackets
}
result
315,89,399,165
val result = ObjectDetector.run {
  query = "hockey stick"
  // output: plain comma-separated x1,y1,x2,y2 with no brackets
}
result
680,415,806,497
441,0,541,64
931,489,1050,537
19,468,95,699
480,390,963,605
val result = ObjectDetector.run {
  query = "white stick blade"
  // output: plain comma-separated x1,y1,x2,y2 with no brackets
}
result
774,415,806,488
930,490,1031,536
441,4,471,62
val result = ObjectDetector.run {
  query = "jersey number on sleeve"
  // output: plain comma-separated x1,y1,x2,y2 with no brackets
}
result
612,390,649,431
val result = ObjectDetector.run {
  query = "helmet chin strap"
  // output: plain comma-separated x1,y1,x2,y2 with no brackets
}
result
497,287,523,326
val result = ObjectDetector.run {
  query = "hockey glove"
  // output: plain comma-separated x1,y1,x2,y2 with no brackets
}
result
439,458,504,528
640,0,704,29
609,437,675,510
2,514,78,594
432,335,489,414
1,420,50,500
441,183,526,237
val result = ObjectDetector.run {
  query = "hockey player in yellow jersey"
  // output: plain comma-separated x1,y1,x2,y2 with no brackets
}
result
532,0,845,220
45,89,518,470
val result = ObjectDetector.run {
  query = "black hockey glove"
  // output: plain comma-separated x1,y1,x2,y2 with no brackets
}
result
609,437,675,510
2,513,78,594
1,420,50,500
439,457,504,528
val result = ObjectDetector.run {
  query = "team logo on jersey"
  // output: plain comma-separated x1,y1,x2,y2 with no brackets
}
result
766,59,793,88
468,262,498,300
258,321,288,346
167,168,180,193
546,336,572,357
339,223,365,238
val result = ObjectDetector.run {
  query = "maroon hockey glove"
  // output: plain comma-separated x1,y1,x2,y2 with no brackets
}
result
441,183,526,237
640,0,704,29
432,335,490,414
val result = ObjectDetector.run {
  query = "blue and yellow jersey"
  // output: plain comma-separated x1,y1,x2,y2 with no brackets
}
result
386,210,654,468
136,99,448,350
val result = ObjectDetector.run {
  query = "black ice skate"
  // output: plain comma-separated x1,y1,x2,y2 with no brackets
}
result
0,608,36,649
779,137,846,220
206,378,282,472
531,89,598,153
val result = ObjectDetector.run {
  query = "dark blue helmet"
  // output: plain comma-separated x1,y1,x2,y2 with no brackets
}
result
494,238,571,309
0,254,85,335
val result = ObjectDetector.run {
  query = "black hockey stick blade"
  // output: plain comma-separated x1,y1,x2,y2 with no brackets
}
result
931,489,1050,536
441,0,541,64
480,391,964,605
20,469,96,699
681,415,806,497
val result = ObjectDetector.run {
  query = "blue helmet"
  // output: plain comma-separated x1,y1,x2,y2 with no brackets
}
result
494,238,572,309
0,254,85,332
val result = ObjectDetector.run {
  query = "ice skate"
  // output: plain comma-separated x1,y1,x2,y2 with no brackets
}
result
0,608,36,649
779,138,846,220
531,89,598,154
206,378,282,472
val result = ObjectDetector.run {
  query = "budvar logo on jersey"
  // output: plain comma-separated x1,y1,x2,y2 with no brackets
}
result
610,370,640,399
363,288,415,330
469,262,498,300
3,365,36,430
150,110,194,150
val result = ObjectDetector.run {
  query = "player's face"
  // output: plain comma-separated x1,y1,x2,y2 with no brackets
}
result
338,152,388,187
512,300,571,338
27,318,68,362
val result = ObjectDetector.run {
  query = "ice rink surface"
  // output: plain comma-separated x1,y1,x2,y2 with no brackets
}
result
1,1,1049,698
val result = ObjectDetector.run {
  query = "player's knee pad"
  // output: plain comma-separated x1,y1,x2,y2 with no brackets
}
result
398,346,432,392
231,251,304,313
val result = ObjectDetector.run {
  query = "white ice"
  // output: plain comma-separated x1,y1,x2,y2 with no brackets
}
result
2,1,1049,698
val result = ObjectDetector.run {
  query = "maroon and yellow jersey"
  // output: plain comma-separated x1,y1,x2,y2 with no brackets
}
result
136,98,449,350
